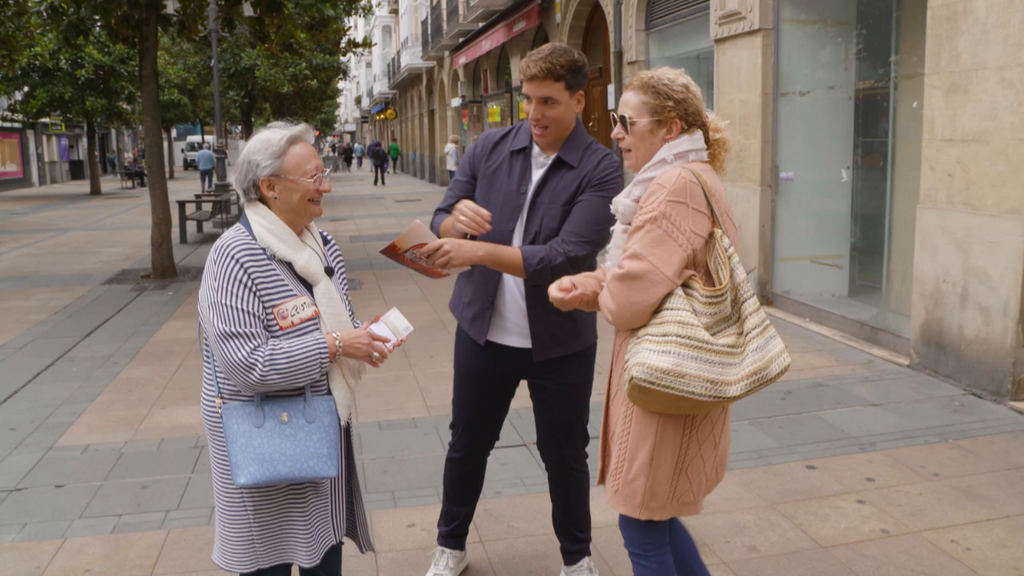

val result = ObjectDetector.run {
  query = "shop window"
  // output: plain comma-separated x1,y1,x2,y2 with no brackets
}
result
773,0,927,336
646,5,713,107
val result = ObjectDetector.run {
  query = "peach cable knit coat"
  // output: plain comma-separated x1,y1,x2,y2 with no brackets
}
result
579,162,736,520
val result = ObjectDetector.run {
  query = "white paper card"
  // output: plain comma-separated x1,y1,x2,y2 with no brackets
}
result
369,307,414,351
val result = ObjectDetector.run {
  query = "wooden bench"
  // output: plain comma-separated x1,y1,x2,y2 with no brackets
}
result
176,193,234,244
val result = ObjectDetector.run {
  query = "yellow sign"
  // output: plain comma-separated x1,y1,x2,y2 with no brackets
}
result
487,106,502,124
385,109,397,120
518,101,526,120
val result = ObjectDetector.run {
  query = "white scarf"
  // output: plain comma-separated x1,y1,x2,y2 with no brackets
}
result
244,200,364,422
605,131,709,271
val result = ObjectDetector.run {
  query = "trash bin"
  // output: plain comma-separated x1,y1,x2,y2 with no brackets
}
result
69,159,86,180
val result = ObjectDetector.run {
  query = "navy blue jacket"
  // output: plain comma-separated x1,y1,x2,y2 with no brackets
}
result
431,120,622,361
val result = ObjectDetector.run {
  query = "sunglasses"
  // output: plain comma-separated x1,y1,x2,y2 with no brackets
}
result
609,112,660,135
272,167,332,188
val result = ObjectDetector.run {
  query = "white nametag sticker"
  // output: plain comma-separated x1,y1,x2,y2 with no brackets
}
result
272,295,320,331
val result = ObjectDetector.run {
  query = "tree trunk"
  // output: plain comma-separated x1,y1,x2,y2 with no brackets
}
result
165,127,175,180
240,92,256,140
86,119,102,196
140,5,177,280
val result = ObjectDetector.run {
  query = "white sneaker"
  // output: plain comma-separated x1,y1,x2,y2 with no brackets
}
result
426,546,469,576
560,556,600,576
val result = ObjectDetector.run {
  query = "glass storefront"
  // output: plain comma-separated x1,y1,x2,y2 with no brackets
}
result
647,11,713,107
773,0,927,336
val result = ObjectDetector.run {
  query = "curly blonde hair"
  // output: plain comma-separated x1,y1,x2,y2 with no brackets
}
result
623,67,730,173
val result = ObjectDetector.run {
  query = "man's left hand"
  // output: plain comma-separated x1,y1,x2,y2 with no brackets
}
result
420,238,482,270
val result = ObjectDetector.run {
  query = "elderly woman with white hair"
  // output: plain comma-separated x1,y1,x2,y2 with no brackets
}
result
198,121,393,576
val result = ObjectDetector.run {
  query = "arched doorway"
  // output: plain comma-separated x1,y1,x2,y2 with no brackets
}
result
533,25,550,49
581,4,612,148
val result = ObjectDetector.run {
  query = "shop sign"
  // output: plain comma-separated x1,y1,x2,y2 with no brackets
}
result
453,2,540,69
0,132,25,179
385,109,397,120
48,119,64,132
518,101,527,120
487,106,502,124
462,109,470,130
451,97,463,108
361,116,370,124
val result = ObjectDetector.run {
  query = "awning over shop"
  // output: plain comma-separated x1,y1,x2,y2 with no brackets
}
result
452,1,540,69
370,103,387,115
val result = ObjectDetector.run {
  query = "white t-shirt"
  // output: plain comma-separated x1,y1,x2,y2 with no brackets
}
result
486,144,556,348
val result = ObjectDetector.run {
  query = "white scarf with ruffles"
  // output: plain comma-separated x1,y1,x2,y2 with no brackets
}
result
244,200,364,422
604,131,709,271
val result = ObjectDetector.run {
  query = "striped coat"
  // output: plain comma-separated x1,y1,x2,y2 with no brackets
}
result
198,221,374,573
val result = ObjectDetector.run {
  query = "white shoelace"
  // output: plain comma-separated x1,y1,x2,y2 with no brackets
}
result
430,548,460,571
563,556,598,575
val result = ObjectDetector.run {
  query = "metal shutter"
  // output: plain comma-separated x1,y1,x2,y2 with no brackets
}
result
646,0,709,30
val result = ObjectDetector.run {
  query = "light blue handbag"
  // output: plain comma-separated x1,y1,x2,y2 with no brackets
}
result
205,341,340,488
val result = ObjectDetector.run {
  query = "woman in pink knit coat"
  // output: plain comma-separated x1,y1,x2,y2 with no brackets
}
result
548,68,736,575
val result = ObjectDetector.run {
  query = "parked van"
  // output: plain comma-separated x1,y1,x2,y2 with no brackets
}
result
180,135,210,170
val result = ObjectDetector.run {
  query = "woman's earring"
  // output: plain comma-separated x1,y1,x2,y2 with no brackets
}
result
272,194,278,200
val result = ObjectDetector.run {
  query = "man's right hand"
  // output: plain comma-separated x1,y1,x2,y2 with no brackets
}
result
447,199,493,237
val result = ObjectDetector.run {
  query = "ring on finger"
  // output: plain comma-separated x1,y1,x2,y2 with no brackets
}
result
371,351,382,362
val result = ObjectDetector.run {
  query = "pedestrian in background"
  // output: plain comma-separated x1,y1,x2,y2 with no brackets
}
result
444,135,460,183
107,150,118,175
197,142,216,192
199,121,395,576
388,137,402,174
368,140,388,186
353,141,365,170
547,67,734,576
421,43,621,576
342,143,354,173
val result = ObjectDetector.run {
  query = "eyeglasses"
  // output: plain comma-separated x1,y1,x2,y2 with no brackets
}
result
610,112,660,135
272,167,332,188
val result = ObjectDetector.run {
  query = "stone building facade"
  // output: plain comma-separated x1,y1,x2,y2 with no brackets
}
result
342,0,1024,401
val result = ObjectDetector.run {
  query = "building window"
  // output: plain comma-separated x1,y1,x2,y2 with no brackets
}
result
773,0,927,336
646,1,712,107
382,26,393,52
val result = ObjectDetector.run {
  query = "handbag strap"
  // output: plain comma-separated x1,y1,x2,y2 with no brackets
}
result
198,322,316,423
682,166,723,232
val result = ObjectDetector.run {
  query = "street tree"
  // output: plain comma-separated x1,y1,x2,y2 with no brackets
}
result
1,3,138,196
216,0,372,138
159,29,215,179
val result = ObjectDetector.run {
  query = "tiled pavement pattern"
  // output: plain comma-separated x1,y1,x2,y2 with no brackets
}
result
0,170,1022,575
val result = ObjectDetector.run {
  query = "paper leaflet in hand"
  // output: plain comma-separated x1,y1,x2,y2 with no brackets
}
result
379,220,470,279
368,308,414,351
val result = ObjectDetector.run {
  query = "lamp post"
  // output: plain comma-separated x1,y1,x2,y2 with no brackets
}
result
208,0,229,193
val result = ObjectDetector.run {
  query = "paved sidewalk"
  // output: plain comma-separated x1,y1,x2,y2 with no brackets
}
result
0,170,1021,575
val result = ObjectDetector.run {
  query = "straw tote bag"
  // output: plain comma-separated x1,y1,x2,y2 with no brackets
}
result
623,168,791,415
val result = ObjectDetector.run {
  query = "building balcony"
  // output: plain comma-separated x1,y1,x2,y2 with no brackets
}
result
422,1,460,61
446,0,477,37
388,49,434,91
464,0,514,23
387,0,398,15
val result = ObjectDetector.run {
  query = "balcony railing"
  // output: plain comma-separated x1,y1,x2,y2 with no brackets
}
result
387,0,398,15
446,0,476,37
430,1,443,52
447,0,459,34
421,15,430,57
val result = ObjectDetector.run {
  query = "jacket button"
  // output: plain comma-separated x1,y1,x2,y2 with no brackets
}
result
520,186,527,194
507,224,514,232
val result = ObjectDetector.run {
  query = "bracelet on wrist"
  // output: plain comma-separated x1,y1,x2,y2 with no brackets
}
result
329,331,343,362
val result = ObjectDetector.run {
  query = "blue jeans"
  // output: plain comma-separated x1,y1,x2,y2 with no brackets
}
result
200,169,214,191
449,170,456,182
618,515,710,576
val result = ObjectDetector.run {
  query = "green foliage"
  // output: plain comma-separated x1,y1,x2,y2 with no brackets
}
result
0,2,138,127
158,28,215,129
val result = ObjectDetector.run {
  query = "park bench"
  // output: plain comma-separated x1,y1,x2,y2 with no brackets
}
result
119,169,145,189
176,192,235,244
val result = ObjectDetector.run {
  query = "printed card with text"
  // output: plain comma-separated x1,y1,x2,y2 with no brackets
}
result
369,308,414,351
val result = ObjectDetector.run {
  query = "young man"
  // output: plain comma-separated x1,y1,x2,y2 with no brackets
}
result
422,43,622,576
